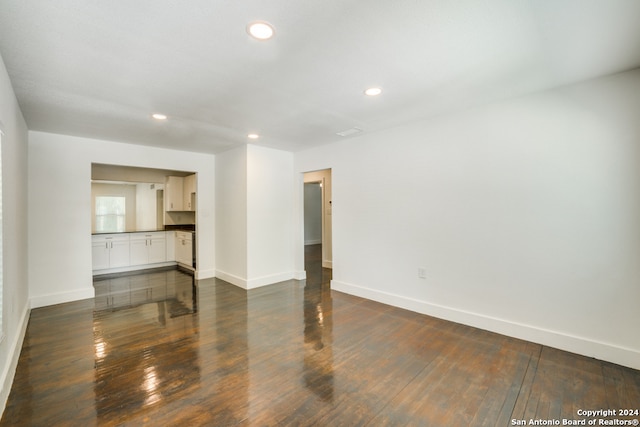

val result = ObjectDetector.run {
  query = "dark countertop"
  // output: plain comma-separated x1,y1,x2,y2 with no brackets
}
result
164,224,196,232
92,225,195,236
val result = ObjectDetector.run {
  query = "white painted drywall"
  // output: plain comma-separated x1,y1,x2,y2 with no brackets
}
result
215,144,297,289
246,145,295,288
28,131,216,308
135,182,160,231
0,54,30,415
214,145,248,286
294,69,640,370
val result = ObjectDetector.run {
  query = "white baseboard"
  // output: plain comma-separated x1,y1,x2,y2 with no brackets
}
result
215,270,248,289
215,270,299,290
293,270,307,280
246,271,296,289
92,261,177,276
0,302,30,416
331,279,640,371
305,239,322,245
322,260,332,268
30,287,95,309
195,268,215,280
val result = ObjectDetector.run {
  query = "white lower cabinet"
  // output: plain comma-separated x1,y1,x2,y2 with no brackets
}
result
92,231,173,274
130,232,167,266
175,231,193,267
92,234,130,270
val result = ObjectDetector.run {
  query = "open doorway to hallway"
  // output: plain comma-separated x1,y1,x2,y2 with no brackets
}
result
303,169,332,275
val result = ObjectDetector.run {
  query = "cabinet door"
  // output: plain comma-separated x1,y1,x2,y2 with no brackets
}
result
129,238,148,266
92,240,110,270
183,174,196,211
176,237,193,266
109,239,131,268
148,236,167,264
165,176,184,211
165,231,176,261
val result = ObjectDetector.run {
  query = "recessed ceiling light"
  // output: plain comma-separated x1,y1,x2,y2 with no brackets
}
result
152,113,167,120
364,87,382,96
247,133,260,139
247,21,275,40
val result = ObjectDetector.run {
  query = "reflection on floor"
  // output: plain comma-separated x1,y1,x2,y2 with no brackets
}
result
93,269,197,316
2,244,639,426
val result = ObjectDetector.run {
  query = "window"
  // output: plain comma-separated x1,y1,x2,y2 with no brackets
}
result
95,196,126,233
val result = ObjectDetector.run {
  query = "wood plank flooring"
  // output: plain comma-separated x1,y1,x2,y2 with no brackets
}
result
2,244,639,426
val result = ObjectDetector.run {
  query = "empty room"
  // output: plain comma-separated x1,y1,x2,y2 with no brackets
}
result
0,1,639,426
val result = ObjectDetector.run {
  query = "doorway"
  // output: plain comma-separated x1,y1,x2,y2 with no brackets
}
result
303,169,332,270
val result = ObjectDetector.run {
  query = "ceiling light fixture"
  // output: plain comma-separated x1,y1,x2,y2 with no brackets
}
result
247,21,275,40
364,87,382,96
152,113,167,120
247,133,260,139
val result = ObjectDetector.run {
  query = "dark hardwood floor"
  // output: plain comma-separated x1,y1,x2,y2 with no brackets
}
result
2,244,639,426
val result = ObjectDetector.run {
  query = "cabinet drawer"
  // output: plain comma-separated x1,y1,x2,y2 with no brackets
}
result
175,231,192,241
92,234,130,243
130,231,166,241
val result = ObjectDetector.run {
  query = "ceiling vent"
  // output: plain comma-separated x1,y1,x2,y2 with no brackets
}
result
336,127,363,137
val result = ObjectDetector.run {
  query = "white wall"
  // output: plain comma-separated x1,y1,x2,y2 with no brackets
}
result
0,54,30,414
246,145,296,287
215,146,248,286
135,182,160,231
28,131,216,308
294,69,640,370
215,144,298,289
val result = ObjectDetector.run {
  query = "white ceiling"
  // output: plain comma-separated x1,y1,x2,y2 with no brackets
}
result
1,1,640,154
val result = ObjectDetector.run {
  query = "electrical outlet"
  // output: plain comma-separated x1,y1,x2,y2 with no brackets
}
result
418,268,427,279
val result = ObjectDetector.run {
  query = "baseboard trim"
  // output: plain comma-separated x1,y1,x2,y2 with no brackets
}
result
30,288,95,309
92,261,177,276
195,268,215,280
214,270,249,289
331,279,640,370
293,270,307,280
322,260,332,268
246,271,296,289
305,240,322,245
0,302,30,416
215,270,299,290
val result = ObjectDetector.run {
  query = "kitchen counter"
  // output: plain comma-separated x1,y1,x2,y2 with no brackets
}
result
92,229,167,236
92,225,195,235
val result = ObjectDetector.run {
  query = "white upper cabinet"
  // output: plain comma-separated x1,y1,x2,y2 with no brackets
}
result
165,176,184,211
165,174,196,212
184,174,196,211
